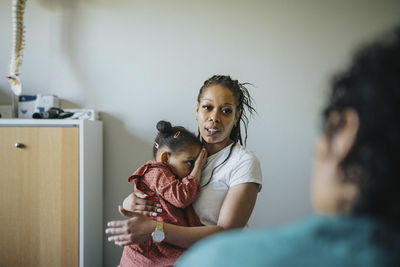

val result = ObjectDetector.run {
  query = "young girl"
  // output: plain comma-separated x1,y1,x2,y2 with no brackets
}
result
119,120,207,267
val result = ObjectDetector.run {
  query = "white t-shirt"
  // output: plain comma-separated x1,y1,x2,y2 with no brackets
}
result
192,143,262,226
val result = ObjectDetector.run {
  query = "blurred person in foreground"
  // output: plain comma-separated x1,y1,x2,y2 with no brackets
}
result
177,26,400,267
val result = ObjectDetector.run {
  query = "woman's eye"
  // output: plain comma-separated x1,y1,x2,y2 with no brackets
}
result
222,108,232,114
202,105,212,111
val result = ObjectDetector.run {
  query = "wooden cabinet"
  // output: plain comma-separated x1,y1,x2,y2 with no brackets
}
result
0,119,103,267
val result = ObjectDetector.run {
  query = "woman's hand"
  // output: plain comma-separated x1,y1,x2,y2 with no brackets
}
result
105,206,156,246
123,185,162,217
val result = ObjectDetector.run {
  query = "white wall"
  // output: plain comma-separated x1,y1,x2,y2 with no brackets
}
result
1,0,399,266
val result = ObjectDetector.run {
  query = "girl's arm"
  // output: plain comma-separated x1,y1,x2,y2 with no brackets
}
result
188,148,207,181
106,182,259,248
151,148,207,208
123,149,207,213
150,169,200,208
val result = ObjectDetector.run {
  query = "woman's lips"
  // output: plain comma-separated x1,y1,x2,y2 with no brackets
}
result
205,128,220,135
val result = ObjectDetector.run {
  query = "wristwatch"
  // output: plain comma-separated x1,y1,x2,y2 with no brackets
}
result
151,221,165,242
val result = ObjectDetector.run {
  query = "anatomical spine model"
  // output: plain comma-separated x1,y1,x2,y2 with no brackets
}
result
7,0,27,95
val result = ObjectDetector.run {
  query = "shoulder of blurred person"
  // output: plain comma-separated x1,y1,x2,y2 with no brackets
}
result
177,215,400,267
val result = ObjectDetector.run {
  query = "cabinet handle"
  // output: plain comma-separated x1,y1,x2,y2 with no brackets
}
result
15,143,26,149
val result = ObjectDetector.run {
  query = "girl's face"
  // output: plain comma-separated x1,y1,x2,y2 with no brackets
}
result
167,144,201,179
196,85,240,154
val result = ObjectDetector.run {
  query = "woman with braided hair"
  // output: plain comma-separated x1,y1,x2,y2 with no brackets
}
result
106,75,263,265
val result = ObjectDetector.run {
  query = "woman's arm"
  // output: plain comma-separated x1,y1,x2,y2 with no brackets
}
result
164,182,259,247
106,182,259,248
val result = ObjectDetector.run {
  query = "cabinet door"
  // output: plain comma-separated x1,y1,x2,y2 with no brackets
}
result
0,127,79,267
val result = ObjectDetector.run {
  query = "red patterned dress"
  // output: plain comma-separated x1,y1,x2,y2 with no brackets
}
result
120,161,202,267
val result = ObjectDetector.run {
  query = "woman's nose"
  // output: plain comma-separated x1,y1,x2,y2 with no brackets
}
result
209,111,220,122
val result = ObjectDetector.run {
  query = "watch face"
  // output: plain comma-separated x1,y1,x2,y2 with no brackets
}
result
152,230,165,242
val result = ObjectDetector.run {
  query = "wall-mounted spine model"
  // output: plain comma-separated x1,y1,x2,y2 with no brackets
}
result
7,0,27,95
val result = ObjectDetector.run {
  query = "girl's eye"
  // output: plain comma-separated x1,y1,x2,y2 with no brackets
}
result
202,105,212,111
222,108,232,115
187,160,195,167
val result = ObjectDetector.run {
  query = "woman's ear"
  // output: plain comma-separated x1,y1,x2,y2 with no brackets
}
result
195,103,199,120
160,151,170,164
330,108,360,162
235,110,241,125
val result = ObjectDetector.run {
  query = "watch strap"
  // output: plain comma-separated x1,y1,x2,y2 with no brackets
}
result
155,221,164,231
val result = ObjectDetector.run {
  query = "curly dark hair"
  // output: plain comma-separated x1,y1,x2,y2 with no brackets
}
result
323,27,400,224
152,120,201,159
197,75,256,145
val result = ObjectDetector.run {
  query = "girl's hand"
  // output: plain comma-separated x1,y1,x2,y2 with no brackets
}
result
195,148,208,170
123,184,162,217
190,148,208,179
105,206,156,246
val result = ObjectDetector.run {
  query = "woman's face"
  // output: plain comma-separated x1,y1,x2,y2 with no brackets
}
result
196,85,240,153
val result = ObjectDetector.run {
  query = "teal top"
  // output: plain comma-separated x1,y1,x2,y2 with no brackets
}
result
177,215,400,267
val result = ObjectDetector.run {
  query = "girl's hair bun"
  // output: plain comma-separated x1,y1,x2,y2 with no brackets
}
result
156,120,172,136
153,120,201,159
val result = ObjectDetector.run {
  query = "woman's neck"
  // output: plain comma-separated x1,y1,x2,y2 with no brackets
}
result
204,139,234,156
